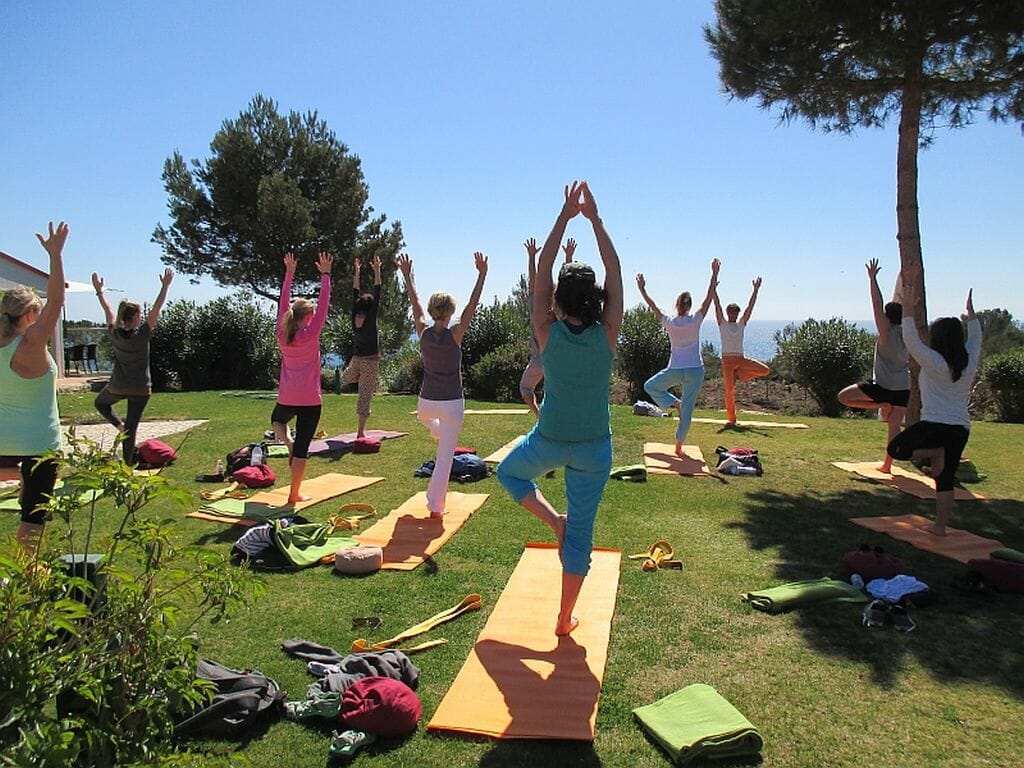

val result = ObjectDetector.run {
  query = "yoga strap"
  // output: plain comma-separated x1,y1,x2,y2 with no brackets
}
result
200,482,247,501
351,593,483,654
327,503,377,531
628,540,684,571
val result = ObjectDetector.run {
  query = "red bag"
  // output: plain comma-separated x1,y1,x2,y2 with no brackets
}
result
840,547,908,581
966,558,1024,593
136,439,178,467
231,464,276,488
352,437,381,454
338,677,421,737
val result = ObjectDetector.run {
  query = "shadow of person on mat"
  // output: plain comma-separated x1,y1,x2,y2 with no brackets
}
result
474,635,601,742
380,514,445,564
730,487,1024,698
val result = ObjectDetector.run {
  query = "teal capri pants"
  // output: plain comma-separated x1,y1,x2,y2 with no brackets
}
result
496,426,612,576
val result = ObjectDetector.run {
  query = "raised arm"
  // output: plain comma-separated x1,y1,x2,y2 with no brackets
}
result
309,252,333,333
92,272,115,326
697,259,721,318
353,256,361,291
452,252,488,345
525,237,539,293
965,289,982,362
396,253,426,336
740,277,761,325
562,237,576,264
581,183,622,346
279,253,297,329
23,221,68,350
371,254,382,288
146,268,174,328
712,284,725,325
866,258,889,343
534,183,583,349
636,274,663,317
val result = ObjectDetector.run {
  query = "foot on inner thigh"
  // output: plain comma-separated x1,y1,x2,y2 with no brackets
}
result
555,616,579,636
553,514,566,560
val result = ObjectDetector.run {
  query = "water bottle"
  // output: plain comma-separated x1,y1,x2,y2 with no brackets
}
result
250,444,263,466
215,458,224,476
851,573,865,590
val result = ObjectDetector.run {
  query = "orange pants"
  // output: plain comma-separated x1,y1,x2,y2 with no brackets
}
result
721,355,770,422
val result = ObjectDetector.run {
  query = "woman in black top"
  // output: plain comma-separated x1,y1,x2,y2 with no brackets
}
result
341,254,382,437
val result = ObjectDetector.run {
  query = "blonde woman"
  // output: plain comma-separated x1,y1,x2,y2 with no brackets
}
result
397,250,487,517
91,268,173,463
0,221,69,554
273,251,333,504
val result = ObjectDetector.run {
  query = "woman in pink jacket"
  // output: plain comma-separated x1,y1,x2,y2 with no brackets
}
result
272,251,333,504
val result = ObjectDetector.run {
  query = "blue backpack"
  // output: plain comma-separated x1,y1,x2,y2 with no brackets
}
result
414,453,492,483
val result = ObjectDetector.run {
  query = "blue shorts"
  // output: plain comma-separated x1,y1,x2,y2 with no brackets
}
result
497,427,612,575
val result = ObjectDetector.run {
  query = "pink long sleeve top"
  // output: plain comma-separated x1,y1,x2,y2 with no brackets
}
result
276,272,331,406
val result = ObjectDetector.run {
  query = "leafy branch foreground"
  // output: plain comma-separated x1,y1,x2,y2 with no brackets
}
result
0,432,262,767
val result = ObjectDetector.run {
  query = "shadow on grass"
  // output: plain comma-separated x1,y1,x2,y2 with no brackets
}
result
478,739,602,768
731,487,1024,697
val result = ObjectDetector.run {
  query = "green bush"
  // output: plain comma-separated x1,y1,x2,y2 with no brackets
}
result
151,293,279,391
469,342,531,402
460,300,530,393
982,348,1024,423
615,306,670,403
379,338,423,394
0,433,262,766
702,340,722,380
774,318,874,416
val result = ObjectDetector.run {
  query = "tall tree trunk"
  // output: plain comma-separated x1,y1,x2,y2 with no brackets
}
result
896,56,927,425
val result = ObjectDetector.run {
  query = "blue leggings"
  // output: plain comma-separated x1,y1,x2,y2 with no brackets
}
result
644,366,705,443
496,427,612,576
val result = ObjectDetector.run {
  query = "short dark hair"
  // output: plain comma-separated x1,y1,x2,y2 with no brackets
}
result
884,302,903,325
354,293,375,313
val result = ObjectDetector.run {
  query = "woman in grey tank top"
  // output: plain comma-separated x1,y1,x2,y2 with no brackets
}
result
838,259,910,472
397,251,488,517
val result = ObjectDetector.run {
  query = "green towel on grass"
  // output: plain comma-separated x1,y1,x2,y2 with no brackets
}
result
0,481,102,512
633,684,763,765
991,548,1024,565
200,497,295,522
273,520,357,567
266,444,290,458
743,577,868,614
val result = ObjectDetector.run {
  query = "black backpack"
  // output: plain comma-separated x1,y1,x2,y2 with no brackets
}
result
173,658,286,738
225,442,269,475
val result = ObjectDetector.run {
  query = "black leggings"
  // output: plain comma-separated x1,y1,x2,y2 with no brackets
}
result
270,403,322,459
3,456,60,525
887,421,969,492
94,387,150,464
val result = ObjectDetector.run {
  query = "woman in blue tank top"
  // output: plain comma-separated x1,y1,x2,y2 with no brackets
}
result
497,181,623,636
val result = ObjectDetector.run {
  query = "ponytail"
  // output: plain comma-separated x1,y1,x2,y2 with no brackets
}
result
0,287,42,341
285,299,315,344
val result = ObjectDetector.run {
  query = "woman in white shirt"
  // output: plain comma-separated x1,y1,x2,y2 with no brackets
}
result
886,288,981,536
637,259,719,457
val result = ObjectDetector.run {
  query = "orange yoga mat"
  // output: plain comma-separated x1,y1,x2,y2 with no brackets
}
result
832,461,983,501
354,490,488,570
248,473,385,510
849,514,1004,564
692,417,809,429
427,543,621,740
484,436,525,464
644,443,711,476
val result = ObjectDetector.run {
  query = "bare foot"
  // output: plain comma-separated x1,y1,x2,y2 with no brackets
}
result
287,493,312,505
924,523,946,536
877,462,893,474
555,616,579,636
429,509,446,519
675,441,684,458
724,421,737,429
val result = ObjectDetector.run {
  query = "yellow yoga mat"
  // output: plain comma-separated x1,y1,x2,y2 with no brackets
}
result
644,443,711,476
427,543,621,740
832,461,983,501
484,436,525,464
691,417,809,429
850,514,1003,564
410,409,531,416
248,473,385,510
354,491,488,570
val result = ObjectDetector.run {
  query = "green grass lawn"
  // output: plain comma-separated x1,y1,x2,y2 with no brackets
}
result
14,391,1024,767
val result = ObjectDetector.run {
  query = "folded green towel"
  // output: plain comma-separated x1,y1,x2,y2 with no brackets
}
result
610,464,647,482
199,497,295,521
743,577,869,614
990,548,1024,565
634,684,763,765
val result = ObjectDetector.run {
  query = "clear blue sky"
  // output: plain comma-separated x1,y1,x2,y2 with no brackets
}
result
3,1,1022,324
